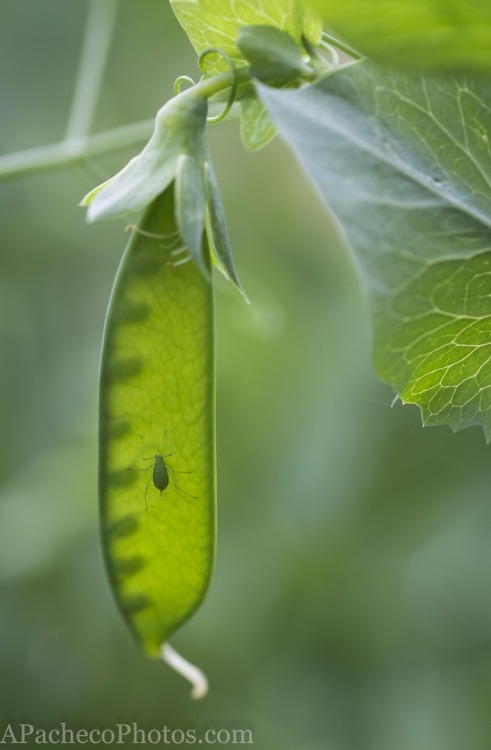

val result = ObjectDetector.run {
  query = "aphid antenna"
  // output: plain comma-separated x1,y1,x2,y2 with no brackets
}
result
138,433,172,461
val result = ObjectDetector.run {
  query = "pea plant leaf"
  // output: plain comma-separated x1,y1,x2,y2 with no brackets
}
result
310,0,491,73
259,62,491,440
239,90,277,151
170,0,322,70
170,0,322,150
99,187,215,695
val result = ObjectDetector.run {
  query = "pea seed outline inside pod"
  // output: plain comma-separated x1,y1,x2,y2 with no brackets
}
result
99,189,215,699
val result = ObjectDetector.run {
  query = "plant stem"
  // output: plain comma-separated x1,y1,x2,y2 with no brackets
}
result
0,66,250,182
65,0,118,141
321,32,362,60
0,120,154,181
177,67,251,106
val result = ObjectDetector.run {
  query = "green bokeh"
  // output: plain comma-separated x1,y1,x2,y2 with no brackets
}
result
1,2,491,749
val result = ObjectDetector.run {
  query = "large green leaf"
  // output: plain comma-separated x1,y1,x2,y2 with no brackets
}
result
310,0,491,73
99,188,215,660
170,0,322,73
259,63,491,439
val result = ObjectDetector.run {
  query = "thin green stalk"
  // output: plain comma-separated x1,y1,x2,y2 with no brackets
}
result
65,0,118,141
0,64,251,182
178,66,251,107
0,120,154,181
321,31,362,60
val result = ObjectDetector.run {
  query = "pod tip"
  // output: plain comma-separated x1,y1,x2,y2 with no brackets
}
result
161,642,209,700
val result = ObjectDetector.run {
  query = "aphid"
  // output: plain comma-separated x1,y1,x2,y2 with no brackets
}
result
148,452,170,494
138,436,196,509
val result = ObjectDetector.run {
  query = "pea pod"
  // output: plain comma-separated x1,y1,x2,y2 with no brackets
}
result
99,188,215,697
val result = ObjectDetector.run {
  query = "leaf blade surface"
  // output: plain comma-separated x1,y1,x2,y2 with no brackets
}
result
259,63,491,438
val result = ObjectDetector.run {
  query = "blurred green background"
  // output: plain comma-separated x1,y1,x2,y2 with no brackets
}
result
2,2,491,748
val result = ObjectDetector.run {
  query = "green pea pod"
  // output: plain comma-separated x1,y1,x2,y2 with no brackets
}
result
99,187,215,698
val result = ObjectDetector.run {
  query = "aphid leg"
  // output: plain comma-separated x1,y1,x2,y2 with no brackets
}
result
145,474,152,510
126,460,152,511
168,466,197,500
141,451,172,462
139,434,172,462
174,484,198,500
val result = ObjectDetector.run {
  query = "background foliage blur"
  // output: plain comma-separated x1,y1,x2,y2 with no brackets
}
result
2,2,491,748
